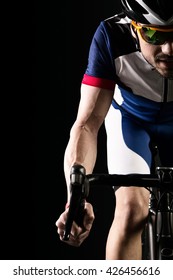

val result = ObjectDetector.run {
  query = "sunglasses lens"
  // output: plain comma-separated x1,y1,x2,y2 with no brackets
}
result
141,27,173,45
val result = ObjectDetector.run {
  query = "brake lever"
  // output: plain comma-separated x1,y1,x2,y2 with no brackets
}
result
63,165,89,241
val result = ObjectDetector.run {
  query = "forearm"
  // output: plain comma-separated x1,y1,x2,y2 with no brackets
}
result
64,122,98,201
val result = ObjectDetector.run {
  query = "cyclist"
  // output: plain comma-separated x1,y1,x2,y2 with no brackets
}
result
56,0,173,259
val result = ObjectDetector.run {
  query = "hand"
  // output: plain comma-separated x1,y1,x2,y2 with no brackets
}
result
55,202,95,247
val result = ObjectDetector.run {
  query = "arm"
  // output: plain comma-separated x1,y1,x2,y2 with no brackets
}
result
56,83,114,246
64,83,114,200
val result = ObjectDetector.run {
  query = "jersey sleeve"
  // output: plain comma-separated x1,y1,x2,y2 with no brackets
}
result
81,21,116,91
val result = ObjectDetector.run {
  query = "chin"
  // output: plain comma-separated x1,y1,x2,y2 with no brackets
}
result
156,68,173,79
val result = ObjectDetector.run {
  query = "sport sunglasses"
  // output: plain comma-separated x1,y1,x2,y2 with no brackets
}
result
131,20,173,45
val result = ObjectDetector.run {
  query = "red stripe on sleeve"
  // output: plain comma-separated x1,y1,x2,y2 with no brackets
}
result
82,74,115,91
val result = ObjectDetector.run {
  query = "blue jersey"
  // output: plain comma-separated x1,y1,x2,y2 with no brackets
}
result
82,13,173,122
81,13,173,174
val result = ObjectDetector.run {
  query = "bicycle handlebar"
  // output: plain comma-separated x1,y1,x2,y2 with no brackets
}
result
63,165,89,241
63,165,173,241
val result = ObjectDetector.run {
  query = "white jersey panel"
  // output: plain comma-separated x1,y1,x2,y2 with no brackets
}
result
105,106,150,174
114,52,169,102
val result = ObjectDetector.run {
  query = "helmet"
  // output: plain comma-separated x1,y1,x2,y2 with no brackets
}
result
120,0,173,25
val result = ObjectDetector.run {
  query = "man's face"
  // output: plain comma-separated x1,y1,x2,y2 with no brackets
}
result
133,22,173,79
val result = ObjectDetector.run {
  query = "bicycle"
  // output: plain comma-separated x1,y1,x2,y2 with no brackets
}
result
63,164,173,260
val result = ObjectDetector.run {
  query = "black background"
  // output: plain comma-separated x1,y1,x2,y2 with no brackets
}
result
3,1,122,260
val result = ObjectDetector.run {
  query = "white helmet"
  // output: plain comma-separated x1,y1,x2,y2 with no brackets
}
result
120,0,173,25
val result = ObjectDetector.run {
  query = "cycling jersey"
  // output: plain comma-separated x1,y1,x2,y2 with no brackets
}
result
81,13,173,174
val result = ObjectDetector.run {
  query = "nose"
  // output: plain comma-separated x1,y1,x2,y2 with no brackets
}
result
161,41,173,55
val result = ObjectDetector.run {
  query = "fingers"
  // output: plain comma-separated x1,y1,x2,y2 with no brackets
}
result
55,209,84,246
56,210,68,237
55,202,95,247
83,202,95,231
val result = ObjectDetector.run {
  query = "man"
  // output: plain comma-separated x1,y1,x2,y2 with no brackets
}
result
56,0,173,259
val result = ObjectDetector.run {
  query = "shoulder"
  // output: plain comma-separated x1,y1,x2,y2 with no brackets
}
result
92,13,131,45
95,13,136,57
101,13,131,34
105,12,131,25
95,12,132,45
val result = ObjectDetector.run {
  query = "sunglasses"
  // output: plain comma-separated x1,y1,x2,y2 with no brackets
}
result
131,20,173,45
